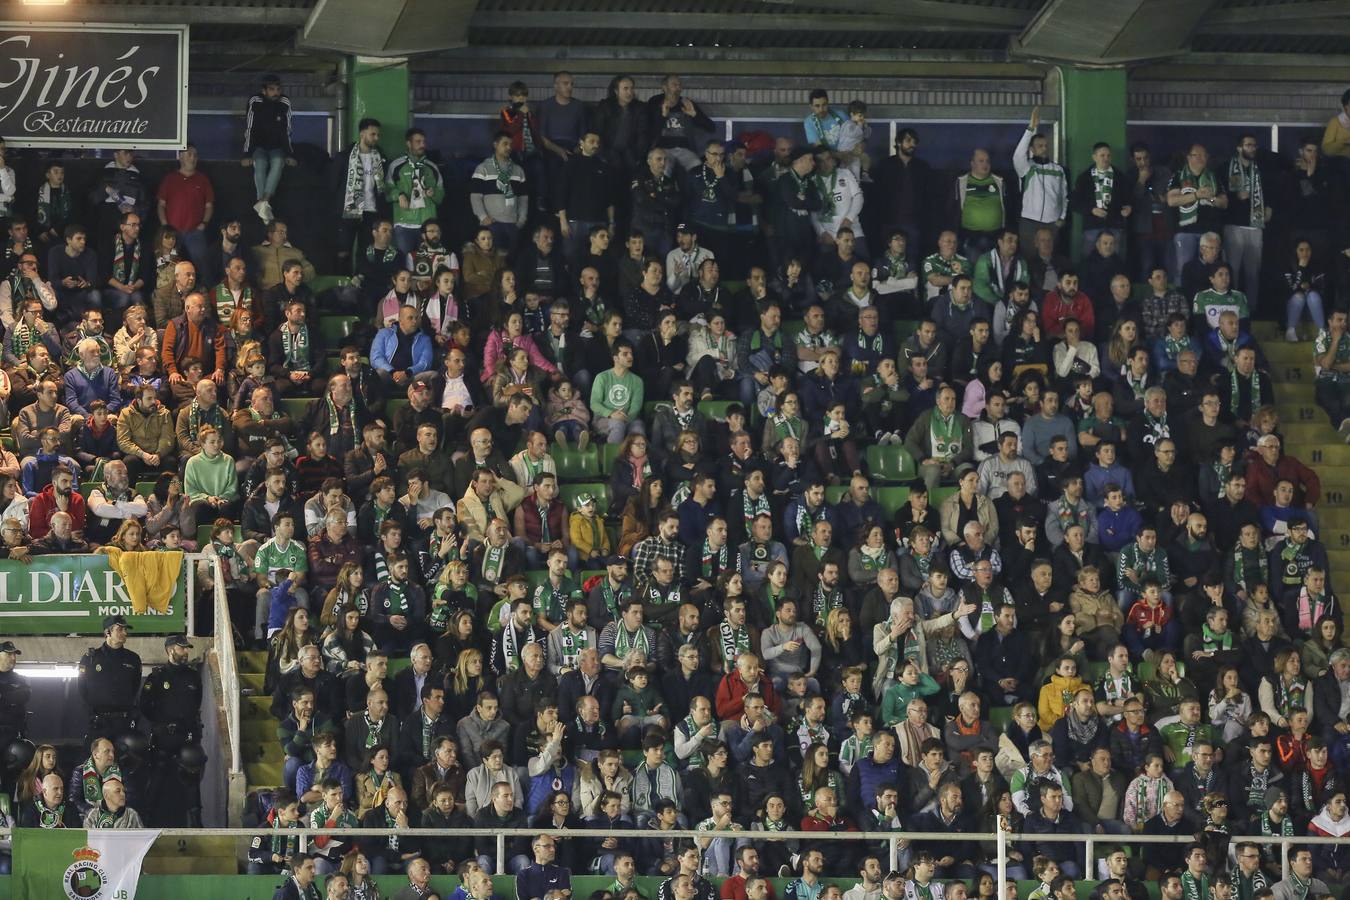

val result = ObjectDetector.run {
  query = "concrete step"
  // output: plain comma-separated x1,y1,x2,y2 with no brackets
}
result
1272,423,1339,445
244,695,274,720
239,650,269,674
246,761,283,788
1270,361,1316,384
1262,342,1313,365
1273,381,1314,402
242,719,276,743
144,836,239,875
240,672,265,692
245,742,284,764
1274,443,1350,466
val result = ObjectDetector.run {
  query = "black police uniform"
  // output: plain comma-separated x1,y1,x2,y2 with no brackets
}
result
77,639,143,744
0,665,31,745
139,658,203,756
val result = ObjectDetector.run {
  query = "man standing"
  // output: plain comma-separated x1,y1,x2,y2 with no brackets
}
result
100,212,147,312
335,117,387,271
558,131,613,267
1072,143,1132,256
1223,134,1274,309
1012,107,1067,253
157,144,215,264
387,128,445,255
1167,144,1228,281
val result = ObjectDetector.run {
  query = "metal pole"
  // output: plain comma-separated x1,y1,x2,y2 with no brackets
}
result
185,552,196,636
1084,837,1094,880
1280,841,1289,876
889,835,899,873
996,816,1007,891
497,833,506,875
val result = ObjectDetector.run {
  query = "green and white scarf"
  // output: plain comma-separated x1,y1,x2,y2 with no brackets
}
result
1202,623,1232,652
614,624,651,659
33,800,67,829
187,399,224,435
1231,543,1268,591
557,624,590,669
363,713,384,750
717,621,749,669
700,539,729,578
342,143,384,218
384,580,408,615
281,323,311,371
815,170,838,220
930,413,961,460
1227,155,1265,229
742,490,771,528
1173,167,1217,229
492,157,517,200
325,396,357,437
111,234,141,284
481,543,507,583
1092,167,1114,211
1230,368,1261,416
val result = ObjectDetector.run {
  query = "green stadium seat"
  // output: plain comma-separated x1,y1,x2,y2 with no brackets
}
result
80,481,102,498
876,486,908,519
698,400,735,421
309,275,351,295
894,319,920,342
865,444,916,483
385,398,410,420
386,657,411,676
195,524,243,547
135,481,157,498
560,483,610,516
989,706,1013,730
783,319,807,341
279,397,311,422
319,315,360,347
553,445,600,480
598,443,620,475
825,485,848,505
524,570,550,590
931,486,958,508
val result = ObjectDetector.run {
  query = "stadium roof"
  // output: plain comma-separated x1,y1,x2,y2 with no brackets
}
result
1,0,1346,65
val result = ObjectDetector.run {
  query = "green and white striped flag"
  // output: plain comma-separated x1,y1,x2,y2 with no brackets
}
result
13,828,159,900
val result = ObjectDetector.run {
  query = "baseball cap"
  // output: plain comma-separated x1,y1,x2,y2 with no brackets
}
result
164,635,193,649
0,640,20,654
574,492,596,510
102,615,130,631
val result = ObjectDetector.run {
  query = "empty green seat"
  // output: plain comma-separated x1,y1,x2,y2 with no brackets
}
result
698,400,736,421
309,275,352,294
866,444,916,483
279,397,311,422
598,443,621,475
135,481,157,498
989,706,1013,730
553,446,600,480
319,315,360,347
876,485,908,519
825,485,848,505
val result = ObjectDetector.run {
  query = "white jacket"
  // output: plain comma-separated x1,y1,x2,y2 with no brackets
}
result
812,167,865,238
1013,128,1069,224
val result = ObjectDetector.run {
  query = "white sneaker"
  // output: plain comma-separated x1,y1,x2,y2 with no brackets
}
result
1286,327,1299,342
260,200,274,223
253,200,267,219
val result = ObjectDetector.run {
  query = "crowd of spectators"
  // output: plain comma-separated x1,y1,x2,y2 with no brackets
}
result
4,72,1350,900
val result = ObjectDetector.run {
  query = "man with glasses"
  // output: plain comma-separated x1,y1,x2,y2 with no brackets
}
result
0,252,56,332
1230,842,1270,900
1108,699,1161,775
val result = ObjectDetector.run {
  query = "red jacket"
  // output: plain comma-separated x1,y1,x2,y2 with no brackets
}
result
800,811,858,832
1040,289,1096,339
1243,448,1321,509
28,486,87,540
714,671,780,721
1126,599,1172,633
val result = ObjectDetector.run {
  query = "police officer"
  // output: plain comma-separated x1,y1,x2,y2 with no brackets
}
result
139,634,203,758
0,639,32,793
77,615,143,745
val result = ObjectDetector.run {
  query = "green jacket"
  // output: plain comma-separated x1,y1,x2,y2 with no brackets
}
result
386,153,446,228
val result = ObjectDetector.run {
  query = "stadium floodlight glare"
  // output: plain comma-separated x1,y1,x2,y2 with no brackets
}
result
22,0,71,5
16,664,81,678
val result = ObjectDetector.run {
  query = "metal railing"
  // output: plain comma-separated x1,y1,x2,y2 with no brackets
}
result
207,553,242,777
0,827,1341,878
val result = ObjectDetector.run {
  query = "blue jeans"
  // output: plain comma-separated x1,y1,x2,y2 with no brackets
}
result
393,225,421,255
178,227,209,267
100,288,143,311
553,420,585,442
282,755,302,791
252,148,285,200
1223,225,1263,309
1172,232,1202,283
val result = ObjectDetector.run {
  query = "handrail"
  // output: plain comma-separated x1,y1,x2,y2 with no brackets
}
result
0,827,1336,877
208,553,242,776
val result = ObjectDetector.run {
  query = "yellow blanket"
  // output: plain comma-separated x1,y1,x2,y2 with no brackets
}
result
98,547,183,614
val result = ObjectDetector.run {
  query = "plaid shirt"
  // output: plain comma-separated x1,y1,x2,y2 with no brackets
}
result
632,533,685,583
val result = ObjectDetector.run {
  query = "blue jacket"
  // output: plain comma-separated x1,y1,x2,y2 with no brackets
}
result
20,451,80,497
1083,461,1136,504
268,578,299,633
369,325,433,376
62,365,124,416
1096,505,1143,553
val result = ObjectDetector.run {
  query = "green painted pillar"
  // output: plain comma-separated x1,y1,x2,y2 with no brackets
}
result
346,57,411,155
1057,66,1127,259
